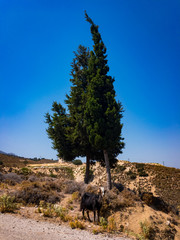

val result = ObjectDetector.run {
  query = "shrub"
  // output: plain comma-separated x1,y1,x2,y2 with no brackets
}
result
54,206,69,221
4,173,23,184
100,217,108,230
41,203,54,218
69,220,85,229
136,163,148,177
101,188,139,217
126,170,137,180
14,181,61,205
63,180,86,194
115,165,126,173
139,220,155,239
20,167,32,176
0,194,18,213
72,159,83,165
107,216,117,232
71,191,80,201
60,166,74,180
38,202,69,221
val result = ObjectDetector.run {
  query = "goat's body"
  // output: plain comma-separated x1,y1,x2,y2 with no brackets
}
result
80,192,102,222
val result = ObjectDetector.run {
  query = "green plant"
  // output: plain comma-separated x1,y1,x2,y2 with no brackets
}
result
20,167,32,175
71,191,80,201
136,163,148,177
42,204,54,217
54,206,69,221
69,220,85,229
60,166,74,180
100,217,108,230
139,220,153,239
0,194,18,213
107,216,117,232
72,159,83,165
127,170,137,180
115,165,126,173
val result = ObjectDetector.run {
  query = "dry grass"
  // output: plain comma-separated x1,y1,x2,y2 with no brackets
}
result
0,194,18,213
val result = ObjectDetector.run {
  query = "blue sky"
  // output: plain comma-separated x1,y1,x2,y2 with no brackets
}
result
0,0,180,168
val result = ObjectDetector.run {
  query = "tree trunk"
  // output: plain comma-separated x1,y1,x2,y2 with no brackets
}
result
103,149,112,190
84,154,90,184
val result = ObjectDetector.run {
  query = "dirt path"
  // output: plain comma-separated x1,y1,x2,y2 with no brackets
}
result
0,213,133,240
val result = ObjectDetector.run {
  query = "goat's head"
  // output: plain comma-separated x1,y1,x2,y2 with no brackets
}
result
98,187,106,197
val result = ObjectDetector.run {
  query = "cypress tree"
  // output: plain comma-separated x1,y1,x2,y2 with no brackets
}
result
85,12,124,189
65,45,92,183
45,101,76,161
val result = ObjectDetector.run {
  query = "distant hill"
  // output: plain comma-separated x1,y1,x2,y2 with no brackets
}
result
0,150,17,156
0,152,56,168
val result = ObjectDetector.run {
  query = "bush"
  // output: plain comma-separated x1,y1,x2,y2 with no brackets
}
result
107,216,117,232
114,165,126,173
126,170,137,180
100,217,108,230
54,206,69,221
136,163,148,177
14,181,61,205
72,159,83,165
4,173,23,184
69,220,85,229
71,191,80,201
20,167,32,176
0,194,18,213
60,166,74,180
63,180,86,194
38,202,69,220
101,188,139,217
139,220,155,239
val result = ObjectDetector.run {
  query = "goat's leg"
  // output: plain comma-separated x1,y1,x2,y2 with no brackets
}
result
97,210,100,223
82,209,85,219
87,211,91,222
93,211,96,223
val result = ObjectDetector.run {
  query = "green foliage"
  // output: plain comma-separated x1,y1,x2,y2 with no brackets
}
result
69,220,85,229
20,167,32,175
84,12,124,189
72,159,83,165
100,217,108,230
139,220,154,240
107,216,117,232
114,165,126,173
45,13,124,188
71,191,80,201
85,12,124,154
0,194,18,213
45,102,76,161
60,166,74,180
126,170,137,180
136,163,148,177
38,201,69,220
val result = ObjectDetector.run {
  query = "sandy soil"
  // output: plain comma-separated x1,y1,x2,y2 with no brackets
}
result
0,213,133,240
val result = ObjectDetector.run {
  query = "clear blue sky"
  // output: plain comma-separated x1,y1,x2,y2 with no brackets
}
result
0,0,180,168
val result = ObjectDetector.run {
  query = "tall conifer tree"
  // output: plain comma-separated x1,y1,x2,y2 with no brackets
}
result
45,102,75,161
65,45,92,183
85,12,124,189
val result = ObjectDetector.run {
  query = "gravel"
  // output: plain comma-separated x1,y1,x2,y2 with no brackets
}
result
0,213,133,240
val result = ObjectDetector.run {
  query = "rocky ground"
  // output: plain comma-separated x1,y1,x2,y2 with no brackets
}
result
0,213,132,240
0,153,180,239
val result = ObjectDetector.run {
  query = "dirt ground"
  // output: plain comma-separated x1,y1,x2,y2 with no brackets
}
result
0,213,133,240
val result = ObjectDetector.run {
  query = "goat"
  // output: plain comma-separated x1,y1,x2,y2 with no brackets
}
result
80,187,105,222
